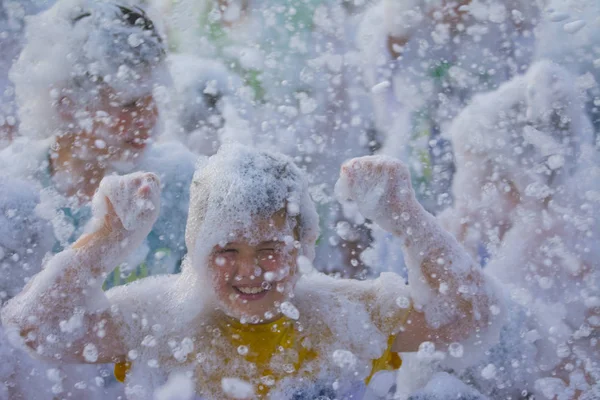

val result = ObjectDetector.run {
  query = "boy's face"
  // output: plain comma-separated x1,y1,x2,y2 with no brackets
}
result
208,210,299,323
59,85,158,165
97,86,158,155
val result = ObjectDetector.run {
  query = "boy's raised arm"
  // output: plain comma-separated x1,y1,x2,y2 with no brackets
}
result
337,156,504,353
1,173,161,364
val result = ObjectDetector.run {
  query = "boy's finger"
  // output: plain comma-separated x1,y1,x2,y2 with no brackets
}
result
104,196,126,232
138,184,152,198
105,196,117,216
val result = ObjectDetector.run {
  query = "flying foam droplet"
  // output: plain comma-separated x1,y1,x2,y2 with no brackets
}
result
280,301,300,320
371,80,391,94
563,20,586,34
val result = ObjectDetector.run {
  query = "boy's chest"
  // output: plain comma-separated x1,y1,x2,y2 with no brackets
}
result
189,320,324,398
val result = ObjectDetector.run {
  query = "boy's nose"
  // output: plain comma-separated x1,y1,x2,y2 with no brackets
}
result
235,257,260,279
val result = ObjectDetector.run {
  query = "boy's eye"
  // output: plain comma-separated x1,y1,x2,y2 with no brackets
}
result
122,100,139,109
218,249,238,254
258,248,276,254
258,249,278,260
122,95,152,110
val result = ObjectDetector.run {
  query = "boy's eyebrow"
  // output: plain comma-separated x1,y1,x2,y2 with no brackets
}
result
258,241,283,247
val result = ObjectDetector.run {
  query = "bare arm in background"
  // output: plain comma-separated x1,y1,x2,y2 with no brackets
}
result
437,151,520,260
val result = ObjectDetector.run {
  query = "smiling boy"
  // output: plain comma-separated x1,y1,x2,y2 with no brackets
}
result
2,144,503,399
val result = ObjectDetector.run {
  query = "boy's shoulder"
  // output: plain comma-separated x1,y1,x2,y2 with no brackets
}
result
106,271,211,322
293,272,409,359
295,271,408,305
105,274,179,314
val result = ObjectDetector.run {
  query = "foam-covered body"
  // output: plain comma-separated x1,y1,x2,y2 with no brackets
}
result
105,270,411,399
442,60,600,398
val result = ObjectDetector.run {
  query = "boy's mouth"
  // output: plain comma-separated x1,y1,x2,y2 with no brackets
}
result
125,138,147,149
233,284,270,300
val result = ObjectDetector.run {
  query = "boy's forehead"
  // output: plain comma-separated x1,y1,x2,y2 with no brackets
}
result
221,239,283,248
221,211,294,244
100,85,153,105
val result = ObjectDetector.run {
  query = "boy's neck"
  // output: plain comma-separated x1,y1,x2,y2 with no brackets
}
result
217,311,287,328
50,133,107,203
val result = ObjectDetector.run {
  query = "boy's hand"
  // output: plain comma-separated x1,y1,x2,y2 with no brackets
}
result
80,173,161,248
335,156,415,225
76,173,160,250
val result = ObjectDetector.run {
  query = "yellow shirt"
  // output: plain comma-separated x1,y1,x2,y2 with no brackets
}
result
114,272,413,398
115,315,402,397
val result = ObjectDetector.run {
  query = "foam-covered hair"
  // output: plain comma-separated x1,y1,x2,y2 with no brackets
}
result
185,144,320,266
11,0,167,139
170,54,244,134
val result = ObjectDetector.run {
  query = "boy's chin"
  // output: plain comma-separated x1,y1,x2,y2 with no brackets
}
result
220,301,279,323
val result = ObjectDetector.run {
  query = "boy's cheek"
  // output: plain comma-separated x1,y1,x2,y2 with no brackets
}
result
209,267,232,292
260,257,282,271
216,269,233,285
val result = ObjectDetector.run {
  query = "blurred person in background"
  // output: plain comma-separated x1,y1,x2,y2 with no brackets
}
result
2,0,197,287
168,53,254,155
357,0,541,211
355,0,542,288
440,60,599,399
0,1,195,398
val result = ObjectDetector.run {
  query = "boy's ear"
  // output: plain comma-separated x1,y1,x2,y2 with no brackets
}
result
293,215,301,242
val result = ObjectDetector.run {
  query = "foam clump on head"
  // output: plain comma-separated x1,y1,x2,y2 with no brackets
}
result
11,0,167,139
185,143,319,271
169,54,252,154
170,54,245,133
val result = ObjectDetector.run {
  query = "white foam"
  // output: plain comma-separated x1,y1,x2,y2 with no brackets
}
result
153,373,194,400
0,175,54,298
168,54,253,155
279,301,300,320
371,80,391,94
383,0,424,38
334,155,413,232
221,377,254,399
563,20,586,34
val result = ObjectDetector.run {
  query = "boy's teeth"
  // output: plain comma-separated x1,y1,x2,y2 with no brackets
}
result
237,286,266,294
